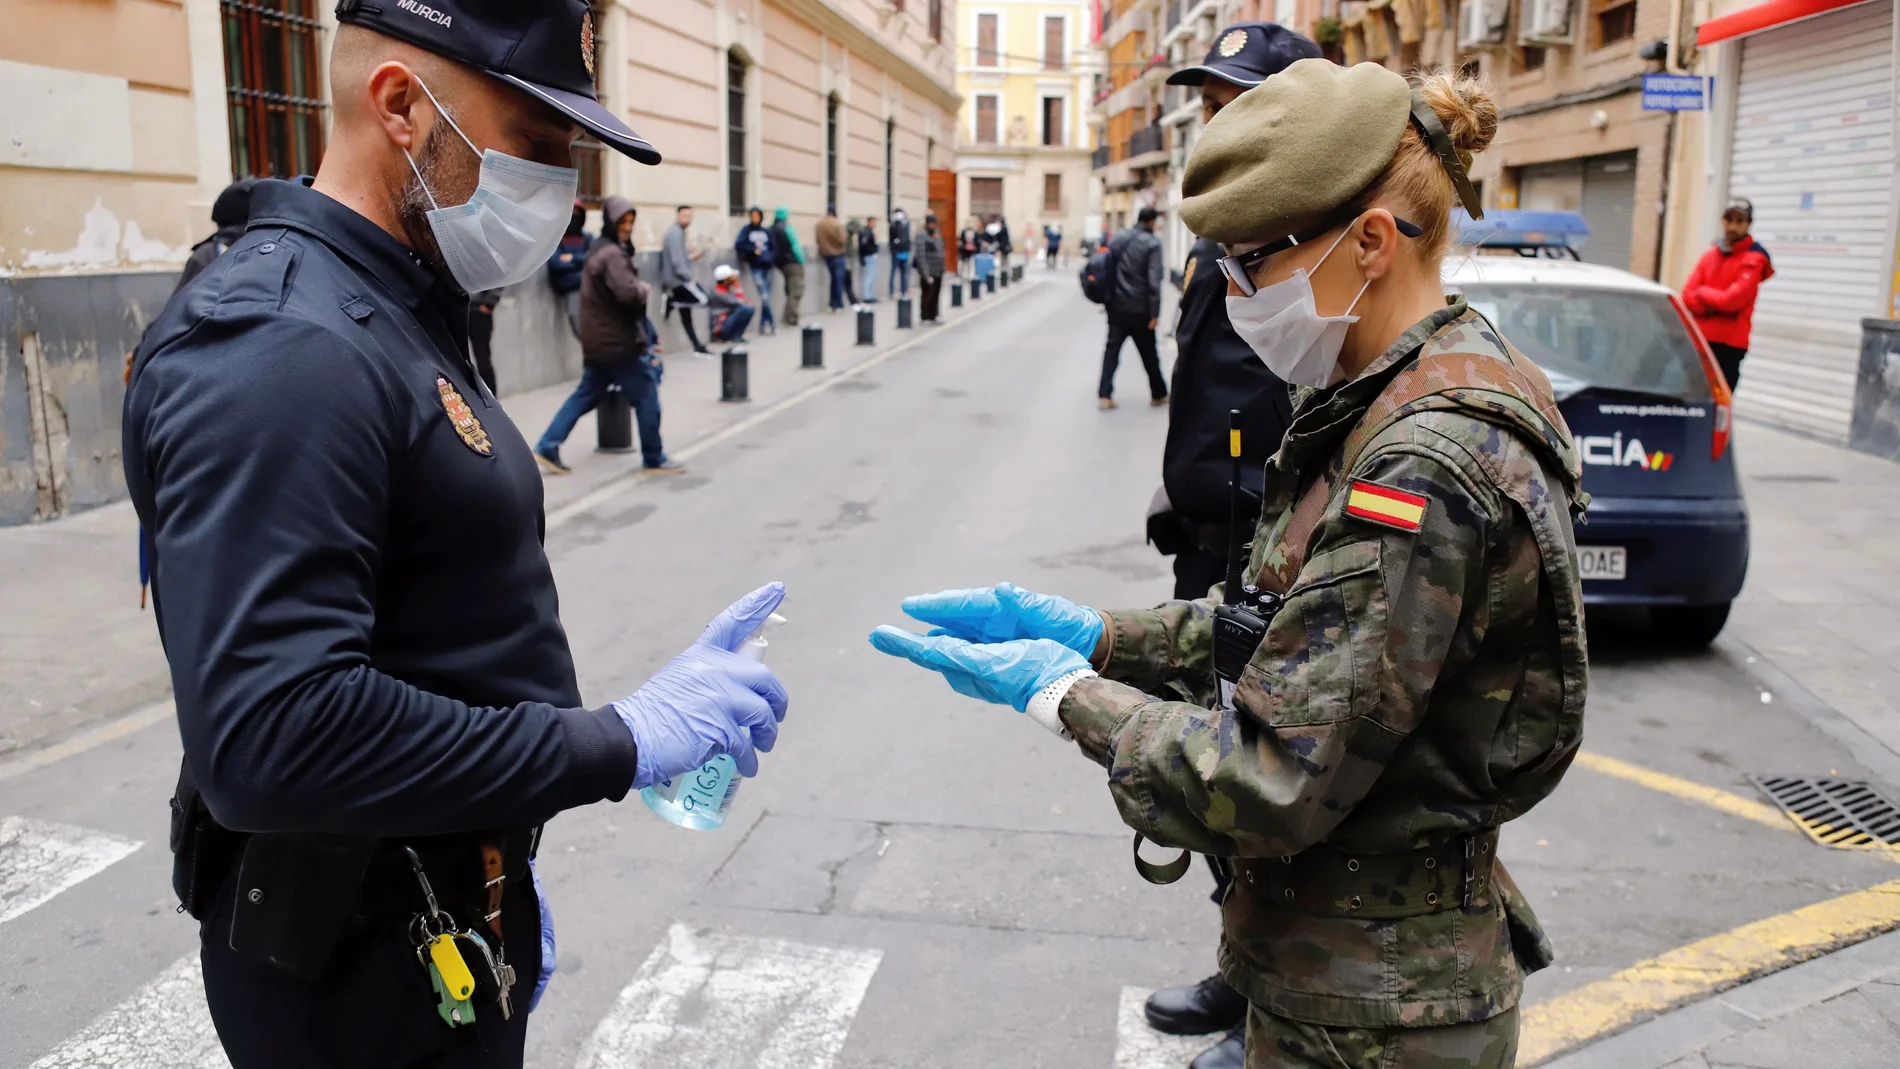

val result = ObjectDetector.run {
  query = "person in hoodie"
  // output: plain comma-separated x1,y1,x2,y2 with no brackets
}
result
769,206,805,327
916,213,947,323
888,207,913,299
735,205,778,334
816,205,850,311
1682,197,1774,389
534,196,682,476
858,216,881,304
546,201,592,339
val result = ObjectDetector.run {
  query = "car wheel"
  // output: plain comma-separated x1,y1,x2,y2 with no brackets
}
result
1651,603,1732,648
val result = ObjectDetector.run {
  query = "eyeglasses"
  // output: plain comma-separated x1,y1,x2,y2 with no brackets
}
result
1216,214,1424,297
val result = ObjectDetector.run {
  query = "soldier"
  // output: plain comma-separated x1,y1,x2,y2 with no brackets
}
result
872,60,1586,1068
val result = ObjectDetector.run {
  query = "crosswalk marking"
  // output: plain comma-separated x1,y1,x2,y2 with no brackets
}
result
27,954,229,1069
573,923,883,1069
0,815,141,926
1114,987,1218,1069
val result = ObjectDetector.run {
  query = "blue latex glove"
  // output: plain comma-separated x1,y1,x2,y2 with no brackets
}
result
614,583,790,789
529,859,554,1013
899,582,1103,657
868,627,1091,712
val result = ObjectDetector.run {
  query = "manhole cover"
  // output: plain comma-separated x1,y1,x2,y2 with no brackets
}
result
1752,775,1900,850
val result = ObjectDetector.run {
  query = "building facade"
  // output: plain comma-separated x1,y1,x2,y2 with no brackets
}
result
953,0,1101,261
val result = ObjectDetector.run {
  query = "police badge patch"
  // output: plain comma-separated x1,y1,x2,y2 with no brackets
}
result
437,377,493,456
580,10,596,78
1218,29,1248,57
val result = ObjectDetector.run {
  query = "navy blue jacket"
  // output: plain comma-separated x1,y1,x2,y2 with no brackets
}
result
735,222,776,268
123,179,637,838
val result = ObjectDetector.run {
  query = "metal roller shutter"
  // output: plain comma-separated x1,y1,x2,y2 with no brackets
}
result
1581,152,1639,274
1726,0,1895,440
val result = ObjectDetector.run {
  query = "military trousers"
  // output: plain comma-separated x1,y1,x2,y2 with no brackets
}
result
1246,1003,1518,1069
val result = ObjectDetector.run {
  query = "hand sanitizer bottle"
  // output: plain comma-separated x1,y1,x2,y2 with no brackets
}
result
641,613,786,830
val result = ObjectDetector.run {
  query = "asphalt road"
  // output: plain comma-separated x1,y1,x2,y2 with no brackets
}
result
1,279,1893,1068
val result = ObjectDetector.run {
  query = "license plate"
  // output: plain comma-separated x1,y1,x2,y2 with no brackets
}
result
1577,546,1627,580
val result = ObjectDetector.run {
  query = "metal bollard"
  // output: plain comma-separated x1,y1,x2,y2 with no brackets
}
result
856,307,875,346
951,279,963,308
596,384,635,452
999,266,1010,289
1013,263,1024,282
896,297,913,329
720,347,750,402
968,274,981,300
987,273,997,294
801,323,824,368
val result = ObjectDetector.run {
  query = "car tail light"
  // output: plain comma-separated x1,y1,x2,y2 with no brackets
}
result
1669,293,1732,460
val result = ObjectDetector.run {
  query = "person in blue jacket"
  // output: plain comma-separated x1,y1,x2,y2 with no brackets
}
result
546,200,592,337
734,205,777,334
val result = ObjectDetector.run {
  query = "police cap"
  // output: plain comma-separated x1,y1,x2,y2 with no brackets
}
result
1166,22,1322,88
334,0,660,165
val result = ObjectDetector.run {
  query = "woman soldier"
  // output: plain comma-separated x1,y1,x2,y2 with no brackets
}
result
870,61,1587,1068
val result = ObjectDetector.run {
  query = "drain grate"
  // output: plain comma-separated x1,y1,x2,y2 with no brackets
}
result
1751,775,1900,850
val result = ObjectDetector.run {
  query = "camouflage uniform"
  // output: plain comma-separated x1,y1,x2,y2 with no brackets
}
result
1058,301,1588,1066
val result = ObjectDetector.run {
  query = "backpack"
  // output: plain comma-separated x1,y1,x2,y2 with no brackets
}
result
1080,237,1118,305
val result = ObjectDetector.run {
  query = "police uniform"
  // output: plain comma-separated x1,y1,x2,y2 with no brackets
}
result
123,2,662,1065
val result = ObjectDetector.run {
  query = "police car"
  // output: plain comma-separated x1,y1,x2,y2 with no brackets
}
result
1444,212,1746,646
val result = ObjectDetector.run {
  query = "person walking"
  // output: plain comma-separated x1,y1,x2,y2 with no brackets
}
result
534,196,682,475
467,287,503,395
845,215,863,302
735,205,777,334
817,205,849,312
546,200,591,338
122,7,787,1066
708,264,757,344
917,214,947,323
769,206,805,327
871,61,1584,1069
958,219,980,279
1044,221,1063,267
996,216,1014,272
858,216,881,304
888,208,913,299
1098,206,1167,409
1683,197,1774,389
660,204,711,355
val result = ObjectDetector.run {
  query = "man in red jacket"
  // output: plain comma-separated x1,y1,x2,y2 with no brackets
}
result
1682,197,1774,388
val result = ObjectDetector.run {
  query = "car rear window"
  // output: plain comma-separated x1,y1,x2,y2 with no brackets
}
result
1453,283,1711,401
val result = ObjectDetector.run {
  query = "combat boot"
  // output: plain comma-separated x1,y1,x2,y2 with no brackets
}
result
1143,974,1246,1035
1189,1026,1245,1069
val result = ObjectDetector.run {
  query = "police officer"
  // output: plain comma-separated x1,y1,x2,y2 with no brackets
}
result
123,3,787,1066
872,60,1586,1068
1141,23,1323,1068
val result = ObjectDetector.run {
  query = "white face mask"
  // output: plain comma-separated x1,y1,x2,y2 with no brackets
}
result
405,76,580,293
1224,227,1371,388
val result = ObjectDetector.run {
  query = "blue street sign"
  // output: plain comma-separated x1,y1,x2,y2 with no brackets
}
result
1643,73,1707,111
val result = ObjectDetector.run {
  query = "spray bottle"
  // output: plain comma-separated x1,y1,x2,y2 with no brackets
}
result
641,612,787,830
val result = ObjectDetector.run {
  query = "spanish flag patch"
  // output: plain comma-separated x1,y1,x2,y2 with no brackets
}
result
1345,480,1428,533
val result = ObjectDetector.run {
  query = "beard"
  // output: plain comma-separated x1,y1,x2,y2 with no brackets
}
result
395,125,481,284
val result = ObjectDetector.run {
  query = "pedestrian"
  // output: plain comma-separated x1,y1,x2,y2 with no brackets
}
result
1682,197,1774,389
735,205,777,333
546,200,591,338
975,220,999,286
122,7,788,1068
467,287,502,395
708,263,757,344
1098,206,1167,410
888,207,912,299
1138,22,1321,1068
996,216,1014,271
917,213,947,323
958,219,980,279
1044,221,1062,267
858,216,881,304
661,204,712,356
870,61,1584,1069
817,204,849,311
845,214,863,301
769,206,805,327
175,178,257,293
534,197,682,475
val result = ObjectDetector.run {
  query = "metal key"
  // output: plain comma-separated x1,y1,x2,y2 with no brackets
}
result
455,929,515,1021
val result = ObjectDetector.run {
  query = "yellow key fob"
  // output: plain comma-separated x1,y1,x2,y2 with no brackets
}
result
428,933,477,1003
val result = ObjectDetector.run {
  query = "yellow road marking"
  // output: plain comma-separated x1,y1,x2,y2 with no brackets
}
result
1572,750,1792,830
1520,877,1900,1064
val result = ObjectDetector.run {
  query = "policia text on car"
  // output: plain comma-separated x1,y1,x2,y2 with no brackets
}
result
123,2,788,1066
873,60,1587,1068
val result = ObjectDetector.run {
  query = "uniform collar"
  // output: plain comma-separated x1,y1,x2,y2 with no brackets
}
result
246,177,463,313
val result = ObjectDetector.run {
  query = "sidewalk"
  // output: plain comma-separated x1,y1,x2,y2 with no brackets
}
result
0,275,1040,763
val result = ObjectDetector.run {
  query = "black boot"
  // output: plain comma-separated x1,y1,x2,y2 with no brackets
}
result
1189,1025,1246,1069
1143,974,1247,1035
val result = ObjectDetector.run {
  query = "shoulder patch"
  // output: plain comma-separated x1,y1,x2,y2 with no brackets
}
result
436,376,492,456
1345,479,1427,532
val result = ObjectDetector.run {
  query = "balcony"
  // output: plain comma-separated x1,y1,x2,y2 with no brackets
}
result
1092,144,1111,170
1127,123,1165,159
1165,0,1180,33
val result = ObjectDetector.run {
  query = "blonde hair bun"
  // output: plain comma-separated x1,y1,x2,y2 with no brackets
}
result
1414,69,1498,169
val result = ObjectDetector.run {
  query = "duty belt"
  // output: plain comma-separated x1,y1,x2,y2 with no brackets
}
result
1229,829,1499,920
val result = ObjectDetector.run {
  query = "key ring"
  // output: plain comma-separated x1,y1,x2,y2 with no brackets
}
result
404,847,458,939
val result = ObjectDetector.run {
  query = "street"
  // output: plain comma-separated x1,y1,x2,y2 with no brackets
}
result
5,277,1900,1068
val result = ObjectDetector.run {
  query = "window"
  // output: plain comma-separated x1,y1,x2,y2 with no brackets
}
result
885,118,896,220
1595,0,1637,45
1042,173,1062,213
727,51,748,215
220,0,327,178
573,138,605,207
1041,96,1064,146
825,95,840,210
929,0,943,41
975,95,999,143
976,13,999,66
970,176,1004,222
1043,16,1066,69
1515,44,1547,71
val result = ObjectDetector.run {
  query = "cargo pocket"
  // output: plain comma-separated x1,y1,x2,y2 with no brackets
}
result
1237,540,1386,727
1494,861,1554,975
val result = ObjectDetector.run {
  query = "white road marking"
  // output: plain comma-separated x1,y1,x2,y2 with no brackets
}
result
1114,987,1222,1069
0,699,176,784
573,922,883,1069
28,954,229,1069
0,815,142,926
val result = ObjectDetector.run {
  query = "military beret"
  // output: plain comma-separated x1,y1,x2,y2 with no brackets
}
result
1179,59,1412,247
